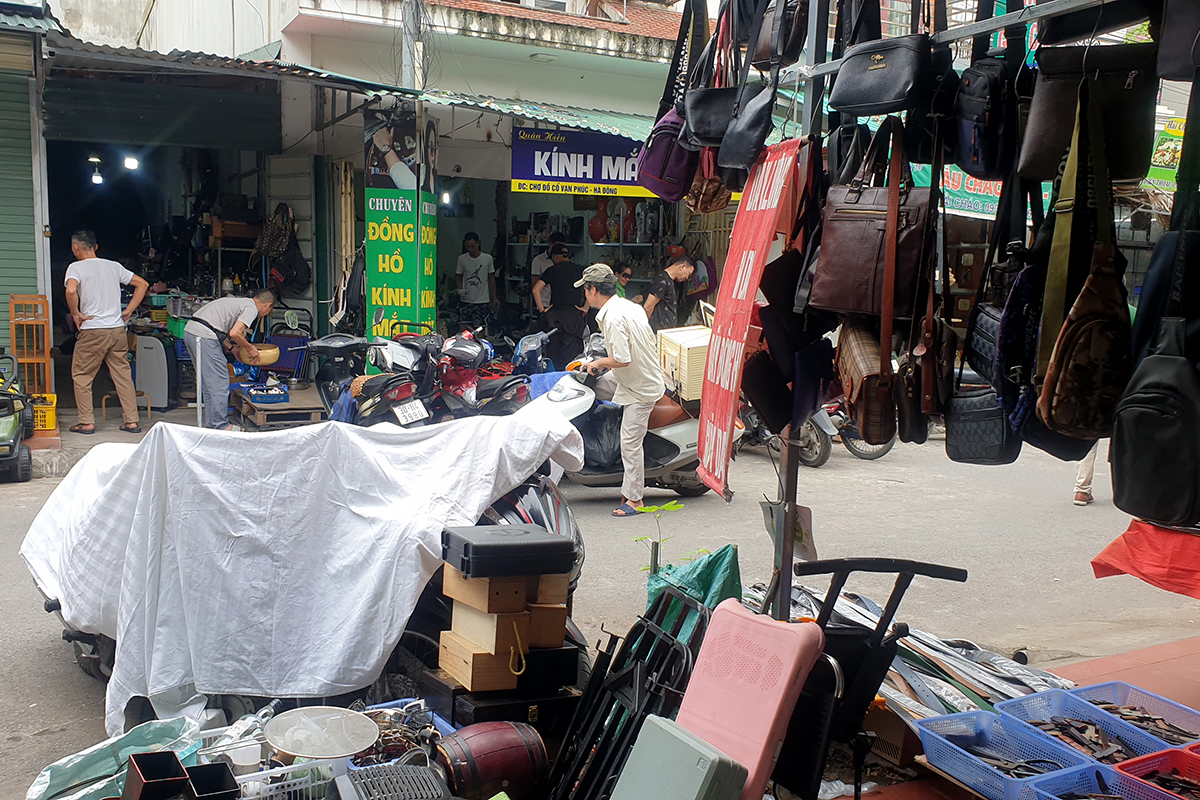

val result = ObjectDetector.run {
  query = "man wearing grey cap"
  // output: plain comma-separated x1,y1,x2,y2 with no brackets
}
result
576,264,665,517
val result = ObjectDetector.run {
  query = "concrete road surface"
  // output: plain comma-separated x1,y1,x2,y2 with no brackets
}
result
2,432,1198,794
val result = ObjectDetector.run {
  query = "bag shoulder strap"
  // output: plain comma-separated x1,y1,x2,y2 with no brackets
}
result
1037,80,1087,378
880,115,904,390
732,0,782,116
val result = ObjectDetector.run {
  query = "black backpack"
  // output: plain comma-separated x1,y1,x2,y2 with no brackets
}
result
955,57,1013,179
268,241,311,296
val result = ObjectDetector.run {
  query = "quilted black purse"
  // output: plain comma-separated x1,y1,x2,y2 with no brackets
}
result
945,388,1022,465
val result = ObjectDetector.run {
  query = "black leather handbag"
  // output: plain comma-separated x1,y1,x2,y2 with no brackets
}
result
718,0,784,169
1158,0,1200,82
751,0,807,70
681,0,767,150
945,388,1023,465
1018,43,1159,182
1034,0,1161,46
828,34,932,117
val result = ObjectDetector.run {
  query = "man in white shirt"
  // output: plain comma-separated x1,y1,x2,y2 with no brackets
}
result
456,231,498,330
577,264,665,518
529,232,565,310
184,290,275,430
64,230,149,435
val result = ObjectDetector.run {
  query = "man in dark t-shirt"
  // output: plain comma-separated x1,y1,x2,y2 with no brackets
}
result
532,244,585,312
643,256,695,333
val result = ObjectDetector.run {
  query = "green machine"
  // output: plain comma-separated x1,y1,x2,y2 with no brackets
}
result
0,353,34,482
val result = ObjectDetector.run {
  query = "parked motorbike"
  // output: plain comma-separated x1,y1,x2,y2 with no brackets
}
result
510,329,557,375
822,398,898,459
734,400,834,468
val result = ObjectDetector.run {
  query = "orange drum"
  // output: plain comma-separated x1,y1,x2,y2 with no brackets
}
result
436,721,548,800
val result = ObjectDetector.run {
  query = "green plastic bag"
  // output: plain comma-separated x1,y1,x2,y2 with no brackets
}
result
646,543,741,644
26,717,201,800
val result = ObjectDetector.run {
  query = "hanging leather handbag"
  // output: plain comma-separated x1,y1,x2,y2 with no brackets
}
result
1018,43,1159,182
809,118,930,320
964,174,1025,386
836,318,897,446
681,0,769,150
945,388,1023,464
1158,0,1200,82
719,0,785,169
686,148,733,213
751,0,808,70
828,34,932,117
1034,0,1161,46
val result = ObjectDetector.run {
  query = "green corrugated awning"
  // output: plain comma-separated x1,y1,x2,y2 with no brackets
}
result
0,9,61,32
419,89,655,142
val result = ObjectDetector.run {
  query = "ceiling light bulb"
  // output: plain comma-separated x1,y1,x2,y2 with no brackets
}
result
91,167,103,185
124,156,139,170
87,154,101,164
442,192,451,205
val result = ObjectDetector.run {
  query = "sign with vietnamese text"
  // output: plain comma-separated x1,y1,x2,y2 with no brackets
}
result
511,127,653,197
697,139,805,499
1144,118,1186,193
364,103,438,337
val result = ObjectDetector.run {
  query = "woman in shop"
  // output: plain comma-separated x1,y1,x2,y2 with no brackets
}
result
420,120,438,196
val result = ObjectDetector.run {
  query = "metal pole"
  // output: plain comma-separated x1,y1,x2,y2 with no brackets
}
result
774,424,801,621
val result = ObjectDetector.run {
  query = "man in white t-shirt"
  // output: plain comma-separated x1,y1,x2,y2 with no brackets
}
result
183,290,275,430
64,230,149,435
529,232,565,310
456,231,498,330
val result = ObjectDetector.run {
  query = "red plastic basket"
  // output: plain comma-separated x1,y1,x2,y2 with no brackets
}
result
1117,748,1200,799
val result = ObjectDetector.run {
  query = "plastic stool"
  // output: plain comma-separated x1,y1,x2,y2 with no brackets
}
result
102,391,151,420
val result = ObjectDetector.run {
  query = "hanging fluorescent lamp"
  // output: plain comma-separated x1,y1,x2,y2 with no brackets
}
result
124,156,139,170
91,167,103,185
87,154,101,164
442,192,451,205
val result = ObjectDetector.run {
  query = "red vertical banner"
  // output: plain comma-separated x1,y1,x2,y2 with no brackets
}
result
697,139,805,499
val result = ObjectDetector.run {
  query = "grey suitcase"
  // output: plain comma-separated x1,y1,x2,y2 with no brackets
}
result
610,714,747,800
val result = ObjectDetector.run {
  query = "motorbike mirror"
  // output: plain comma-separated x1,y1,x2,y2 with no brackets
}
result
284,309,299,330
372,307,386,326
504,336,516,348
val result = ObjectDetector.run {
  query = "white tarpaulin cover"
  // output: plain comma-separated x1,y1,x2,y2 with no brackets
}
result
21,410,583,735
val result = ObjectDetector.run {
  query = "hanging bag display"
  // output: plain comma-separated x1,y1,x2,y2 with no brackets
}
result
751,0,808,71
1112,65,1200,528
945,387,1023,465
1157,0,1200,82
1033,0,1161,46
681,0,769,150
827,34,933,117
1018,43,1159,182
719,0,786,169
809,118,931,320
636,0,708,201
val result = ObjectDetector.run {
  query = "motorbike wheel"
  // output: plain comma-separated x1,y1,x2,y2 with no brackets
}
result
842,427,897,460
796,422,832,468
673,478,711,497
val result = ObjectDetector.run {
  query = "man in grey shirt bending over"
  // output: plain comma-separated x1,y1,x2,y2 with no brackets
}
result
184,290,275,430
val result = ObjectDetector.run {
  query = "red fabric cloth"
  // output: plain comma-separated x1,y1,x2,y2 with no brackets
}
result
1093,519,1200,599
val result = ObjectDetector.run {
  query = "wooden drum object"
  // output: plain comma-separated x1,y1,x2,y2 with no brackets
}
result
435,721,548,800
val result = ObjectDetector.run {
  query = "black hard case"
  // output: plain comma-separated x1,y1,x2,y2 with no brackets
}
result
441,524,575,578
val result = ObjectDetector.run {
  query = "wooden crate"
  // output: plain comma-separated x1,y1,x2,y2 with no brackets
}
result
451,602,530,656
442,564,527,614
658,325,710,401
526,603,568,649
526,574,570,606
439,629,519,692
230,386,326,430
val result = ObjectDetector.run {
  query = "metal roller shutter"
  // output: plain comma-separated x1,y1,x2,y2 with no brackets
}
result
0,70,36,351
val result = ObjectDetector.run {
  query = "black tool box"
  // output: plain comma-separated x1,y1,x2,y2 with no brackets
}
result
417,668,466,722
442,524,575,578
453,688,583,742
516,644,580,696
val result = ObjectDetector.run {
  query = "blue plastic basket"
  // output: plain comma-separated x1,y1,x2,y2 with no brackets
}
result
997,690,1168,761
1031,764,1182,800
917,712,1091,800
1071,682,1200,748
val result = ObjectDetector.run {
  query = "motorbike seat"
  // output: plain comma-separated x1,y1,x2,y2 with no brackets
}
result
649,393,690,429
477,375,529,400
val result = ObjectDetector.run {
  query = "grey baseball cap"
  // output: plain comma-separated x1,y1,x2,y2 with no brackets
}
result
574,263,617,288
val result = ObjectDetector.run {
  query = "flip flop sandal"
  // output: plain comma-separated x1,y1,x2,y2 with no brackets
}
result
119,424,143,434
69,424,95,435
612,502,642,517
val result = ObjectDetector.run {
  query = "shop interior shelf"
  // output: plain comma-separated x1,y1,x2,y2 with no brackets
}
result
1072,682,1200,747
917,711,1090,800
1032,764,1181,800
1117,747,1200,798
997,689,1168,760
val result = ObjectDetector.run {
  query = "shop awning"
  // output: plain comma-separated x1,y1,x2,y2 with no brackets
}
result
418,89,656,142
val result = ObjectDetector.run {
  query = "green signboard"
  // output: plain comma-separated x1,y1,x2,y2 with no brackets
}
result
364,102,437,338
1144,118,1186,193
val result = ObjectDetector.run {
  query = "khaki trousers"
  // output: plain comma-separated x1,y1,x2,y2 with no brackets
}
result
72,327,139,426
594,373,656,504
